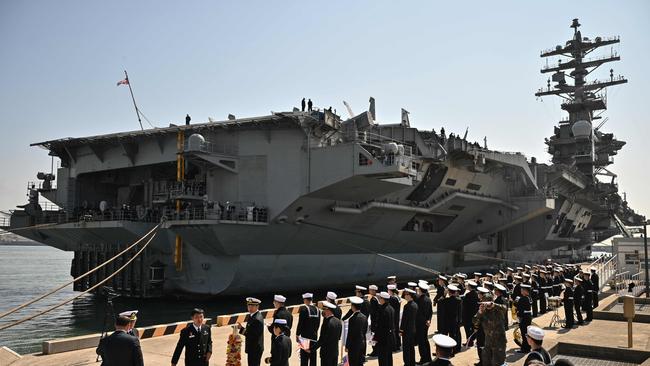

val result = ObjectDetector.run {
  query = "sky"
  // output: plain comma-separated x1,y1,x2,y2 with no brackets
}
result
0,0,648,219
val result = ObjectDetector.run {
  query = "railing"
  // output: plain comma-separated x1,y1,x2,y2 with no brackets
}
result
0,216,9,228
184,140,238,156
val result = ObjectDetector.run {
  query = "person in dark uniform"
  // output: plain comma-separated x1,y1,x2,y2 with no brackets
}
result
582,271,594,322
590,267,600,308
530,274,540,317
237,297,265,366
326,292,342,320
265,319,292,366
516,285,533,353
387,285,402,351
344,286,370,319
296,293,320,366
400,289,418,366
494,284,509,331
310,301,342,366
376,292,396,366
430,334,457,366
523,326,552,365
185,114,191,125
440,284,462,354
268,295,293,338
307,99,313,112
171,308,212,366
367,284,380,357
506,268,514,284
346,296,368,366
433,275,447,306
538,270,549,314
119,310,140,338
96,315,144,366
574,277,584,325
562,279,575,329
462,281,479,343
552,270,562,297
415,282,433,365
301,98,306,112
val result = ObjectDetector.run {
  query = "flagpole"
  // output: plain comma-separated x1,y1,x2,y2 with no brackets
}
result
124,70,144,131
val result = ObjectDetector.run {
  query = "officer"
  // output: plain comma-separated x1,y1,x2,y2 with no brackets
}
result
387,284,402,351
430,334,457,366
473,291,507,366
96,315,144,366
538,270,549,314
574,277,585,325
440,284,462,354
265,319,292,366
296,293,320,366
523,326,552,365
326,292,342,319
171,308,212,366
433,275,448,306
119,310,139,338
415,282,433,365
376,291,396,366
237,297,265,366
562,279,575,329
344,286,370,319
516,285,533,353
269,295,293,337
310,301,342,366
494,283,509,331
462,281,479,343
345,296,368,366
367,284,380,357
582,271,594,322
400,288,418,366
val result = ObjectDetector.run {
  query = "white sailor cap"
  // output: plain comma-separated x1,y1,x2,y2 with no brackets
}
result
564,278,574,284
473,272,482,276
246,297,262,305
499,270,506,276
302,293,313,299
387,275,397,280
477,287,489,294
387,284,397,290
524,265,531,269
486,273,494,277
274,294,287,303
432,334,457,349
419,283,430,290
458,273,467,279
526,326,544,341
514,275,522,280
369,285,378,291
521,284,531,289
516,266,523,270
507,267,514,271
523,273,531,278
483,281,493,287
119,310,138,320
408,282,418,287
494,284,507,292
466,280,478,287
273,318,288,325
322,301,337,309
350,296,364,305
447,284,459,292
582,270,590,275
379,291,390,299
575,277,583,282
403,288,416,295
418,280,429,284
326,291,337,300
355,285,367,291
438,275,448,281
590,266,597,271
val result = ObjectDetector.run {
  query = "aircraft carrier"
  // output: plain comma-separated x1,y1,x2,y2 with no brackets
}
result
2,19,643,298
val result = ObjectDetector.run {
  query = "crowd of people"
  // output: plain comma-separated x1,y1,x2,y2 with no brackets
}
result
95,262,600,366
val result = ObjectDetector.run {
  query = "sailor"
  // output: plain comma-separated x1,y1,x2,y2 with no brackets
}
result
473,272,482,283
430,334,457,366
307,99,313,112
415,282,433,365
506,267,514,284
269,295,293,337
237,297,264,366
440,284,462,354
462,281,479,344
376,291,396,366
344,286,370,319
400,288,418,366
367,284,380,357
301,98,306,112
408,282,419,291
345,296,368,366
494,283,510,331
433,275,448,306
171,308,212,366
538,270,549,314
573,277,585,325
562,279,575,329
296,293,320,366
119,310,139,338
310,301,342,366
96,315,144,366
552,269,562,297
590,266,600,307
581,270,594,322
530,273,540,317
511,275,523,324
523,326,552,365
387,275,397,286
265,319,292,366
387,284,402,351
516,285,533,353
185,114,191,125
325,291,342,319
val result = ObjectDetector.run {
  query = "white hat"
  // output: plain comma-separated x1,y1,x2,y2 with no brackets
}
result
302,293,313,299
514,275,522,280
246,297,262,305
369,285,378,291
322,301,337,309
447,284,459,292
355,285,367,291
274,294,286,303
408,282,418,287
507,267,514,271
564,278,573,284
474,272,482,276
438,275,448,281
432,334,457,349
494,284,507,292
419,283,430,290
119,310,138,320
467,280,478,287
521,284,531,289
483,281,493,287
477,287,489,294
527,326,544,341
387,284,397,290
350,296,364,305
418,280,429,284
273,318,288,325
326,291,337,300
404,288,416,294
590,266,597,271
387,275,396,280
379,291,390,299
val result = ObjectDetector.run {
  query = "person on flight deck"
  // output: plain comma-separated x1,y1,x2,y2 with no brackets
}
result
307,99,313,112
186,114,191,125
301,98,306,112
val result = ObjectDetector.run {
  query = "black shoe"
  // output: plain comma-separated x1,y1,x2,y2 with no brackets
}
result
367,352,378,357
516,349,528,354
577,321,584,325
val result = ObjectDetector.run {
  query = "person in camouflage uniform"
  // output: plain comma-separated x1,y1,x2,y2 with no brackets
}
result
473,292,508,366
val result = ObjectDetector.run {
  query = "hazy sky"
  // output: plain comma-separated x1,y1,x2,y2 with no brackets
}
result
1,1,648,219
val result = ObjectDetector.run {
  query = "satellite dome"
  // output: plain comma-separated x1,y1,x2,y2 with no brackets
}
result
571,120,592,138
187,133,206,151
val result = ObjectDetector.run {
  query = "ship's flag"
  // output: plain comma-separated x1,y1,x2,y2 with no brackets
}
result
116,78,129,86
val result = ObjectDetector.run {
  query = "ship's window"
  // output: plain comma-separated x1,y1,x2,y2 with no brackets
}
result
445,178,457,186
467,183,481,191
358,153,371,166
402,214,456,233
449,205,465,211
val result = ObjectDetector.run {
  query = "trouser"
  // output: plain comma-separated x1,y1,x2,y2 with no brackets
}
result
584,303,593,321
300,342,317,366
186,359,208,366
402,337,416,366
247,350,263,366
348,348,364,366
416,325,432,363
539,293,547,313
574,302,584,323
564,303,574,327
481,345,506,366
519,316,532,352
393,324,401,350
532,296,539,317
463,323,473,343
593,292,599,307
320,353,338,366
447,326,461,354
378,341,393,366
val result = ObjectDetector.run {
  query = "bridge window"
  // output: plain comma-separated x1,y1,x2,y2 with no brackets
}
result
445,178,457,186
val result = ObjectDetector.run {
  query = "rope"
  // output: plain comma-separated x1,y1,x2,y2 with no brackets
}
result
0,229,159,332
0,224,160,320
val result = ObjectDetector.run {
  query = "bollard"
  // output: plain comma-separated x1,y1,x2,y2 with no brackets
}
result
622,295,635,348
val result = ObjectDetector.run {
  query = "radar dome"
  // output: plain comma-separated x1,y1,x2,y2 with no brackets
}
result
571,120,592,138
187,133,206,151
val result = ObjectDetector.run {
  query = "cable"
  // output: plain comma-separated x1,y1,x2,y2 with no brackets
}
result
0,224,160,320
136,107,157,128
0,229,159,332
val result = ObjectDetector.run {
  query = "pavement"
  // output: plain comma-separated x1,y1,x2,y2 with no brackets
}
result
9,294,650,366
